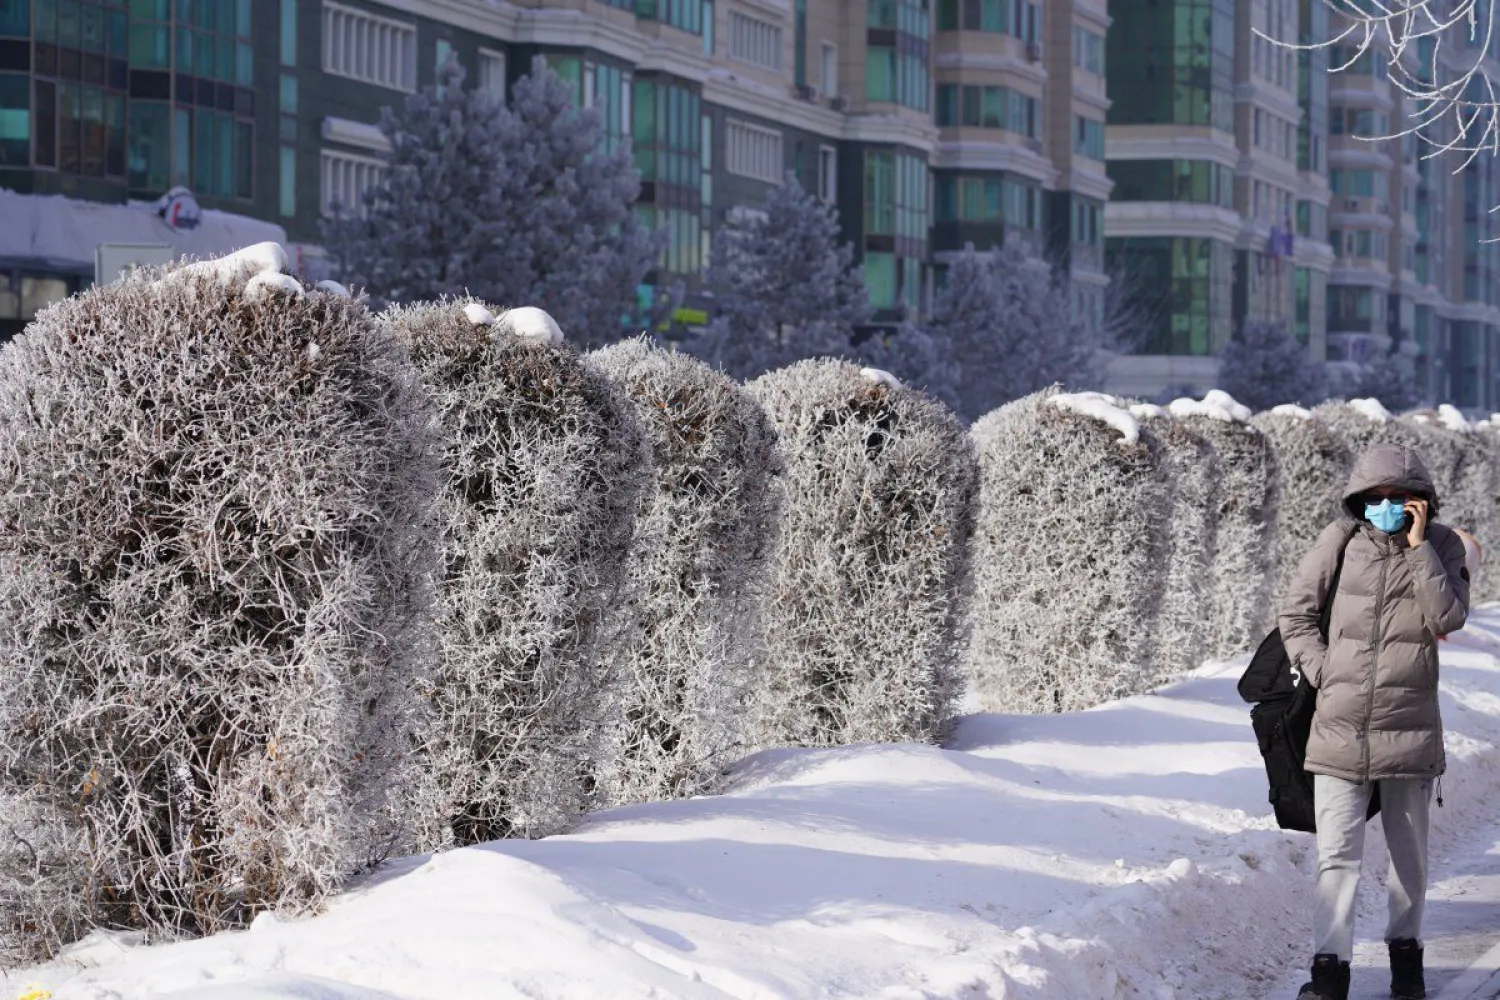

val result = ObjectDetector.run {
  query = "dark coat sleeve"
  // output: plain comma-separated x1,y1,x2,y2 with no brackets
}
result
1406,526,1470,636
1278,521,1350,688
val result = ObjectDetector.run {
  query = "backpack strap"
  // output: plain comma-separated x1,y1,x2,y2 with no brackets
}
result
1317,523,1358,641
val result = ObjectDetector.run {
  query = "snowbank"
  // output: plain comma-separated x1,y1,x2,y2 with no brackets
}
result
16,612,1500,1000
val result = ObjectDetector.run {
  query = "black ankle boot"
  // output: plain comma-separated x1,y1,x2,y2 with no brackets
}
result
1298,953,1350,1000
1389,938,1426,999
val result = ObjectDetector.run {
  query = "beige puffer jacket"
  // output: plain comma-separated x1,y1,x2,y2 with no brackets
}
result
1279,443,1470,783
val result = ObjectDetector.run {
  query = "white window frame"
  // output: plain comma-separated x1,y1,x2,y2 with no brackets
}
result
728,10,783,72
320,148,388,218
818,144,837,203
322,1,417,93
478,47,506,98
726,118,784,184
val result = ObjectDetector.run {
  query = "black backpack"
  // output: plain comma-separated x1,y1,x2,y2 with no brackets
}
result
1239,532,1379,833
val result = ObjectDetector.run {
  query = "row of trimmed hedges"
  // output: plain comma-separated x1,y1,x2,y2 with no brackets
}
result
965,389,1500,715
4,244,1499,962
0,258,979,964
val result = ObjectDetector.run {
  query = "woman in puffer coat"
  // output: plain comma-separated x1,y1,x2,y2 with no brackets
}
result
1280,443,1470,1000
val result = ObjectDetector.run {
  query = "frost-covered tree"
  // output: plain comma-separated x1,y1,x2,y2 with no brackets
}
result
1340,339,1423,413
0,245,438,956
385,301,650,849
923,241,1106,423
966,389,1170,713
326,56,659,349
1168,392,1275,659
1251,406,1354,611
585,339,780,806
691,175,872,380
747,361,978,747
1217,318,1330,411
1130,406,1219,686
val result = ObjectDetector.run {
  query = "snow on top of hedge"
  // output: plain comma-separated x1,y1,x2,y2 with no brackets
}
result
1269,404,1313,420
166,241,288,289
860,367,903,390
1048,392,1139,445
1349,397,1394,423
1128,403,1169,420
495,306,564,345
1438,404,1471,432
463,302,497,327
1167,390,1251,425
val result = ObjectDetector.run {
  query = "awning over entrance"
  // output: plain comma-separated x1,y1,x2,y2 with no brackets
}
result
0,188,287,276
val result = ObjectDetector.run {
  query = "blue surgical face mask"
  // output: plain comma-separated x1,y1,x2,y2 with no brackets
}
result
1365,499,1408,533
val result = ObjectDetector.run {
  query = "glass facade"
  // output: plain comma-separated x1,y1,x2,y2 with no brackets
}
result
935,0,1040,41
1107,159,1234,207
634,76,707,277
867,0,930,112
934,172,1042,229
1105,0,1234,131
1106,236,1232,355
935,83,1038,137
864,148,928,312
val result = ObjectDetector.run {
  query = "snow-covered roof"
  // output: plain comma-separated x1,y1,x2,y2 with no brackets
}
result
0,188,287,276
1048,392,1140,445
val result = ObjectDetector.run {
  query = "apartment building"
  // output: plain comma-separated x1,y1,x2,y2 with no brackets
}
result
0,0,1120,339
1102,0,1500,407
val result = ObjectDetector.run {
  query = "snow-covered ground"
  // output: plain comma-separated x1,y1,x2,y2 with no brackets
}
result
10,611,1500,1000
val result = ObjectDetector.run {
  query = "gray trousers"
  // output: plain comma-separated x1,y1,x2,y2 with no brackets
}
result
1313,773,1433,961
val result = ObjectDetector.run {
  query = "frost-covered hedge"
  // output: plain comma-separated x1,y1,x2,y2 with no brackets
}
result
1168,392,1274,660
585,339,780,805
967,390,1169,713
747,361,978,746
1251,405,1354,611
0,245,437,956
385,301,649,848
1129,405,1218,686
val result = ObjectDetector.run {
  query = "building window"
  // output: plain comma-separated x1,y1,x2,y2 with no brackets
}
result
322,2,416,93
726,118,783,183
479,48,506,97
1108,158,1235,208
729,11,781,71
1074,115,1105,159
866,0,929,112
1073,25,1103,73
321,149,387,217
638,0,708,36
818,144,837,202
937,0,1039,38
935,83,1038,138
864,149,928,311
281,0,297,65
821,43,838,96
633,76,705,276
127,99,170,190
0,74,28,167
280,146,296,217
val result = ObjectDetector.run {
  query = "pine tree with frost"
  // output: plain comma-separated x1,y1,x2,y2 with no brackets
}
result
966,389,1170,713
585,339,780,806
0,245,438,958
326,56,659,349
384,301,650,849
1342,339,1422,413
1217,318,1330,411
925,240,1104,423
747,361,979,747
692,175,872,380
